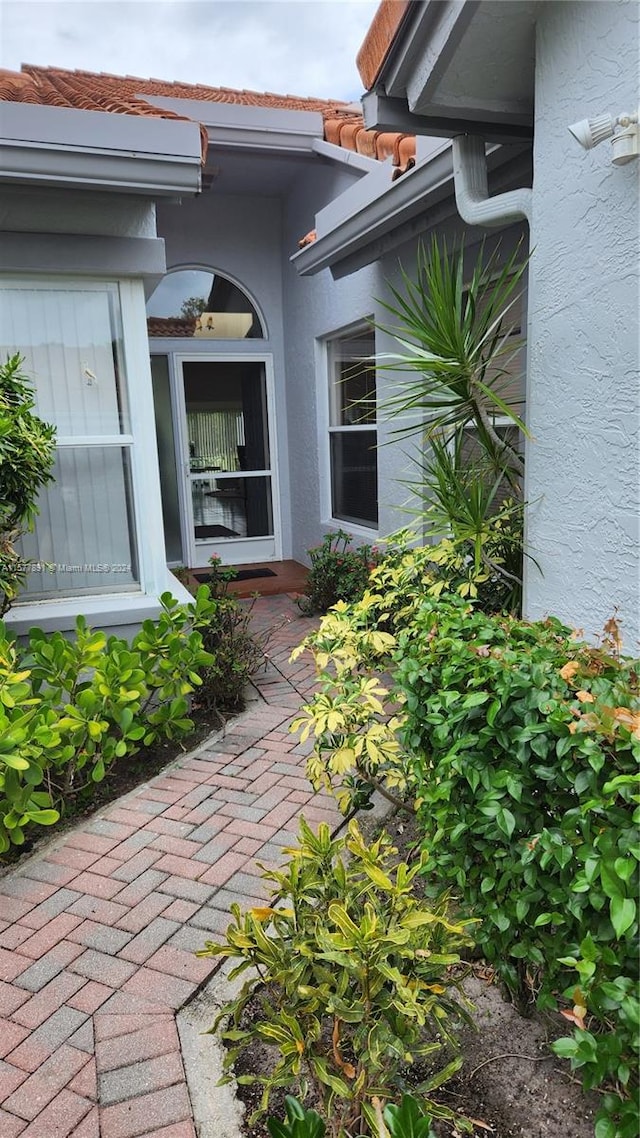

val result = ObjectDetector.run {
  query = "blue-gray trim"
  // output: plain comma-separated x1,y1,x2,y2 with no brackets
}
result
292,144,530,278
1,103,202,195
0,232,167,284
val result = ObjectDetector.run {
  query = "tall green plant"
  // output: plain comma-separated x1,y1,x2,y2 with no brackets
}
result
377,239,530,608
0,354,56,614
379,239,528,477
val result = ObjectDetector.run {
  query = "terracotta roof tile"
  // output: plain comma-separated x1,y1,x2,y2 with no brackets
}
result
298,230,317,249
0,65,414,174
356,0,412,91
147,316,196,337
0,66,209,162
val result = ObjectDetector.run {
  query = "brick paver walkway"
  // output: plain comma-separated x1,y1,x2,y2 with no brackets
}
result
0,595,338,1138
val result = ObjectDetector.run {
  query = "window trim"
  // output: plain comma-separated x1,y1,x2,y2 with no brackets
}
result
146,263,269,340
320,321,379,536
1,274,175,626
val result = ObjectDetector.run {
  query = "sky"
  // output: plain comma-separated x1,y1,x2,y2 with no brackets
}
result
0,0,381,102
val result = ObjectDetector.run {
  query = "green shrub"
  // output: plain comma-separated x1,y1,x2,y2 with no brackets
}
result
178,555,263,718
268,1097,325,1138
267,1093,436,1138
196,592,263,718
0,587,218,852
298,530,383,615
199,818,475,1136
396,597,639,1136
291,562,639,1135
0,354,56,614
291,538,502,816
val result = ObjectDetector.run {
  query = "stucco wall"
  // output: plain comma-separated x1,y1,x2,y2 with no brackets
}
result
525,0,640,647
0,186,157,237
154,192,294,556
282,160,419,562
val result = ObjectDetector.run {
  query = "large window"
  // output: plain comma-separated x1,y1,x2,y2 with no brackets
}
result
0,280,139,600
327,328,378,530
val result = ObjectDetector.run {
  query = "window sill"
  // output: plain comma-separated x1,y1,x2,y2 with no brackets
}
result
5,572,193,636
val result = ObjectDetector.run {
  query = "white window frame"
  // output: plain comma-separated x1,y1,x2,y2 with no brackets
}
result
1,275,173,632
319,321,378,537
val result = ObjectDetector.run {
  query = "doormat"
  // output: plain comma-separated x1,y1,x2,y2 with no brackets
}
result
193,567,277,584
194,525,239,539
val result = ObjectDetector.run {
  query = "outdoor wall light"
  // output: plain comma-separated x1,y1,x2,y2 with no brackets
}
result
568,110,639,165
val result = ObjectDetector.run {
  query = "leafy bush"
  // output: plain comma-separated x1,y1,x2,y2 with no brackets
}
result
291,538,503,815
291,561,639,1135
0,354,56,614
0,588,217,852
267,1093,436,1138
196,592,264,718
199,818,474,1136
395,598,639,1136
170,558,263,719
298,530,384,615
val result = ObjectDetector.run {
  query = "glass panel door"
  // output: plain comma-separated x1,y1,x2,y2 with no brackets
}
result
179,359,278,566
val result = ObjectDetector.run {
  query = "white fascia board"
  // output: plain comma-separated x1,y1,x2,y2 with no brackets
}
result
292,142,454,277
0,103,202,194
143,95,324,154
380,0,477,102
312,138,377,174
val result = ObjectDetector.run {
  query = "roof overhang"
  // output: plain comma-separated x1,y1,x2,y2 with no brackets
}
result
0,102,203,194
362,0,536,142
144,96,326,155
292,141,530,279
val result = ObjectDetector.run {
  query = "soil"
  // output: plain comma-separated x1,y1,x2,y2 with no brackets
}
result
227,813,599,1138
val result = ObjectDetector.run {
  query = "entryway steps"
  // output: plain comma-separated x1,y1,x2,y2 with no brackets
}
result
187,560,308,598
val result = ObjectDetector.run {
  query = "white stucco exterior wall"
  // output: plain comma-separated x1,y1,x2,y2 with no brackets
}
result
524,0,640,648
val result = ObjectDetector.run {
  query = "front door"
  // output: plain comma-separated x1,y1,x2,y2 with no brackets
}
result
177,355,279,567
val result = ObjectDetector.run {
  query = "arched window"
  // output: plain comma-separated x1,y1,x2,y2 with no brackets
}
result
146,268,265,339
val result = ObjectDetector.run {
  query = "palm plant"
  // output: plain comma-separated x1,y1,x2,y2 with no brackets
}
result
378,237,528,489
377,238,532,611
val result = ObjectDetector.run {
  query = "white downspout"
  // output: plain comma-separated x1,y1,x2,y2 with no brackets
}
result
452,134,532,225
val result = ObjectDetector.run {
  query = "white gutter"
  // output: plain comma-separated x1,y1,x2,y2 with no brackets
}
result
452,134,532,224
0,103,202,196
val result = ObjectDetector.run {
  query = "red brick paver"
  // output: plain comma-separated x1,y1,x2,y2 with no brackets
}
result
0,597,338,1136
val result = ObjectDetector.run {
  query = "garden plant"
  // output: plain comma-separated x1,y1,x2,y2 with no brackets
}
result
377,237,531,612
199,817,475,1137
291,572,639,1138
0,584,260,853
0,354,56,614
298,530,384,615
267,1093,436,1138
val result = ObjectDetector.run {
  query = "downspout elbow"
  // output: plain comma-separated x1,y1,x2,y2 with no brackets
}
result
452,134,532,226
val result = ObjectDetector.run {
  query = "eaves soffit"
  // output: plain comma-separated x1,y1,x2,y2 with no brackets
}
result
373,0,536,132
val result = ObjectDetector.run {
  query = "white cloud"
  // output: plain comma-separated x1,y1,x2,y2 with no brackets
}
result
0,0,380,101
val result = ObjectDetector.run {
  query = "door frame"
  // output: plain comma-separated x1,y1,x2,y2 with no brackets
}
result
172,351,282,567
